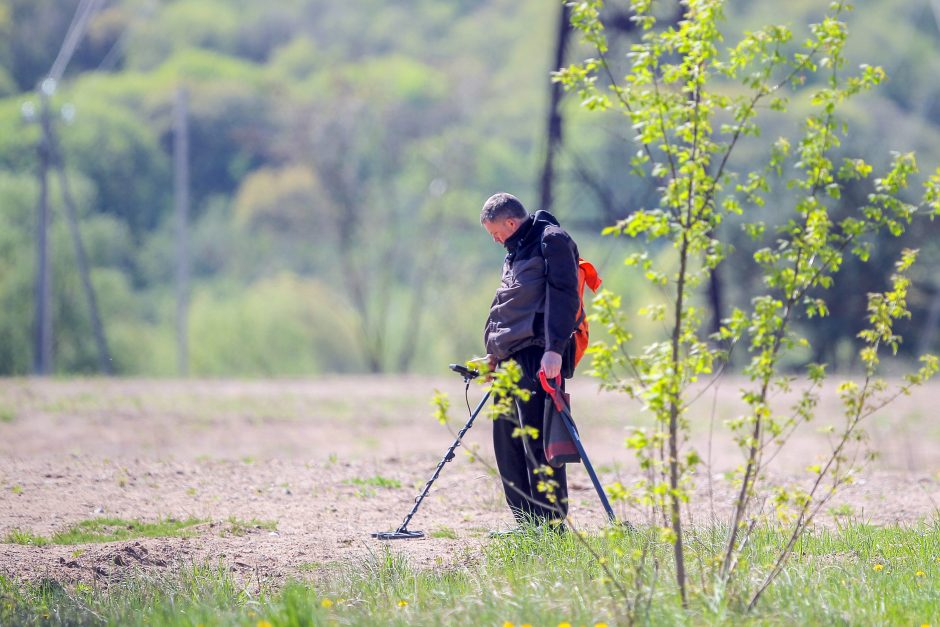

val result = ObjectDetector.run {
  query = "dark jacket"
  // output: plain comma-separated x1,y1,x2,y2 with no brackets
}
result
483,210,580,362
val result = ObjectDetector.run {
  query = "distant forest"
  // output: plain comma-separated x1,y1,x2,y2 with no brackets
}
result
2,0,940,376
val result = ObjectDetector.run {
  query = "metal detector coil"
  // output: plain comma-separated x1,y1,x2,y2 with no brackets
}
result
371,529,425,540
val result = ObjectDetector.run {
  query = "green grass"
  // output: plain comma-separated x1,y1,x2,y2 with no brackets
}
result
346,475,403,498
0,403,14,423
345,475,402,489
828,503,855,518
429,526,458,539
1,522,939,625
3,529,50,547
222,517,278,537
4,517,206,546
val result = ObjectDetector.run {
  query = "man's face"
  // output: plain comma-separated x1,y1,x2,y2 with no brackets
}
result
482,218,520,245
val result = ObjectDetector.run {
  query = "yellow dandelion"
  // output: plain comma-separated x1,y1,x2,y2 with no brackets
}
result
921,623,931,627
256,621,273,627
321,598,334,608
558,623,572,627
522,624,533,627
503,623,514,627
595,623,610,627
916,571,926,577
398,599,408,607
873,563,884,572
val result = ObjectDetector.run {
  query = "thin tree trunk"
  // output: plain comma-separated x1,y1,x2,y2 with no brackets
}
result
396,213,444,373
708,265,723,337
670,232,690,608
538,1,571,214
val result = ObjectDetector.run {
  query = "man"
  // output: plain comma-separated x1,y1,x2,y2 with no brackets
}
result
480,192,581,528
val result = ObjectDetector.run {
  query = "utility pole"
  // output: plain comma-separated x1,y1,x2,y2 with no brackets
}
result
32,88,54,375
174,86,190,377
26,0,105,376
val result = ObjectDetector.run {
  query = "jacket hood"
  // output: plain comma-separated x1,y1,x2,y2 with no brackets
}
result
531,209,560,230
504,210,561,251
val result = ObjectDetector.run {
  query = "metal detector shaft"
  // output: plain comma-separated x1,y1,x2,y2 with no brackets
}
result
392,389,492,534
559,407,616,523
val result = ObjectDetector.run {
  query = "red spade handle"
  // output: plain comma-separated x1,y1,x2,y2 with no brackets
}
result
538,370,565,412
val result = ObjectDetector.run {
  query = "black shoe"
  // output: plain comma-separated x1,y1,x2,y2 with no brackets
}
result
547,521,569,534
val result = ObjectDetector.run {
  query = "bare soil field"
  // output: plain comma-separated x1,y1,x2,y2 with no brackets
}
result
1,376,938,589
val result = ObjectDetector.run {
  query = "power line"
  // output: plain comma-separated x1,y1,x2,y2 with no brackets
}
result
97,27,131,72
96,0,158,73
48,0,103,83
930,0,940,35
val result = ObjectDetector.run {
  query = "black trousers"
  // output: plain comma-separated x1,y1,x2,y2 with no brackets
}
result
492,345,569,524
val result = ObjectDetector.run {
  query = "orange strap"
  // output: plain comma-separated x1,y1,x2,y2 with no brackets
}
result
579,259,602,293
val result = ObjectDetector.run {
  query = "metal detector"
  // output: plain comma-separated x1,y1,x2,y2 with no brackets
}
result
539,371,617,523
372,364,490,540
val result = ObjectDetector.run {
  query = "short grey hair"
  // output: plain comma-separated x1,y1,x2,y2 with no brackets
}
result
480,192,527,223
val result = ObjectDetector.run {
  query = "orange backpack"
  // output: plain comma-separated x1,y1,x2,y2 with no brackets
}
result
573,258,602,367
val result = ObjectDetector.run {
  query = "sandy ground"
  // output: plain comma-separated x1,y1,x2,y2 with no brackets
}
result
1,376,938,588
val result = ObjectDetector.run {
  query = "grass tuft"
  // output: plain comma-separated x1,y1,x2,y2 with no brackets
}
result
346,475,403,498
430,527,458,539
222,517,278,537
3,517,206,546
51,517,207,544
4,529,50,546
345,475,402,489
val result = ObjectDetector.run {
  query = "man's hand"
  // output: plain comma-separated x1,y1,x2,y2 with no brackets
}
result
470,355,499,381
469,355,498,369
541,350,563,379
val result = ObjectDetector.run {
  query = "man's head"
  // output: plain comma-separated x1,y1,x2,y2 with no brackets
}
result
481,192,528,245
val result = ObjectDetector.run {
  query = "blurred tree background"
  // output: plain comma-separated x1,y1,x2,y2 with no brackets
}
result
1,0,939,376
